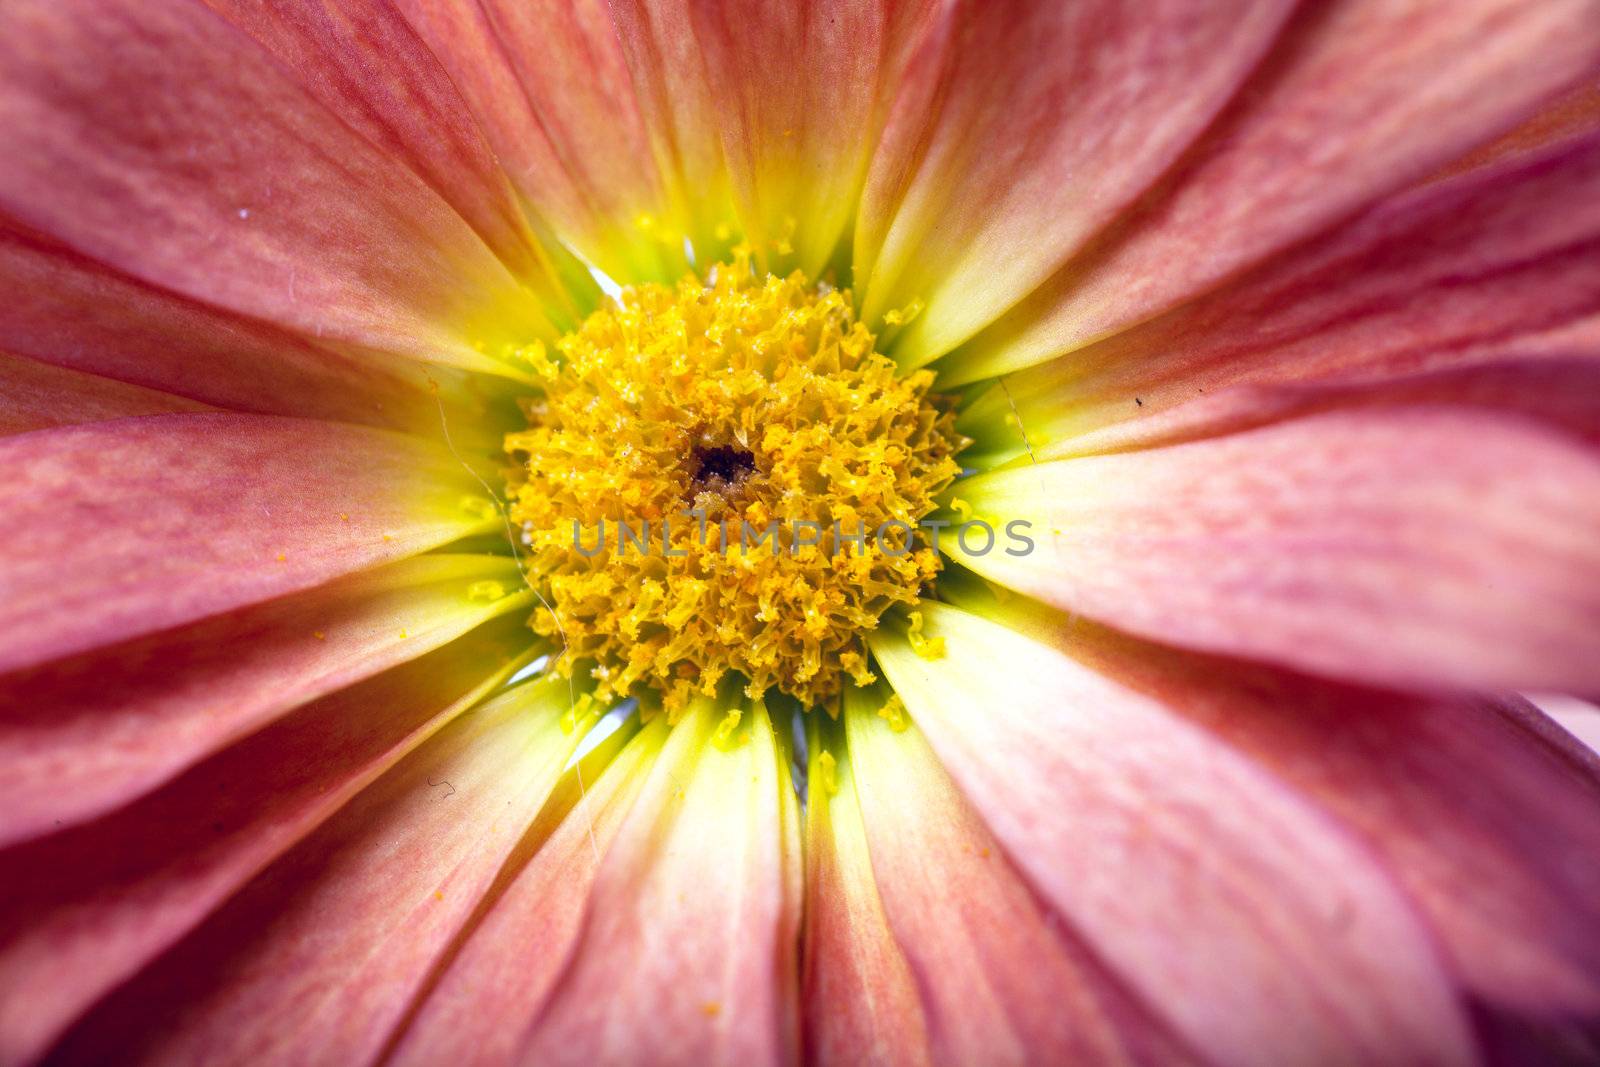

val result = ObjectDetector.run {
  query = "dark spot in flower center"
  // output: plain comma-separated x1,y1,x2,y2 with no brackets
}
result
690,443,757,498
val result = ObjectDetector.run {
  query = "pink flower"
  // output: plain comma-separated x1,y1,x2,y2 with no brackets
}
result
1,0,1598,1064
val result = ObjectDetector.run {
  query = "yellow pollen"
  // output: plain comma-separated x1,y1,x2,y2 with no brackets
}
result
559,692,597,735
905,610,946,660
504,252,964,717
877,693,910,733
713,706,744,748
459,496,499,523
815,750,839,796
880,298,923,328
467,579,507,603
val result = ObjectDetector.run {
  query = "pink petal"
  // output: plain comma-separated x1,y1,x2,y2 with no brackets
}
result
856,0,1293,365
519,699,801,1066
959,129,1600,461
966,358,1600,468
688,0,939,275
958,406,1600,694
0,555,530,848
872,602,1476,1066
604,0,739,263
48,675,584,1067
203,0,581,307
0,350,207,436
1538,694,1600,756
1445,81,1600,176
942,0,1600,385
0,226,476,437
0,413,494,675
386,720,665,1067
392,0,688,280
0,621,530,1065
998,613,1600,1025
800,716,930,1067
815,688,1190,1065
0,0,548,376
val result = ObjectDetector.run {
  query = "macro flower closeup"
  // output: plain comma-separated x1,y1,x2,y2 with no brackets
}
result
4,0,1600,1063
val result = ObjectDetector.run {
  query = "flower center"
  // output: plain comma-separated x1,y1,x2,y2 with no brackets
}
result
688,443,757,497
504,253,964,718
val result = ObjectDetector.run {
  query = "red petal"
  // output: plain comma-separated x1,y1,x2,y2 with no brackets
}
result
801,715,930,1067
0,227,474,437
857,0,1292,366
809,689,1191,1065
1445,82,1600,176
872,603,1476,1066
0,413,493,675
688,0,939,275
0,555,530,847
0,0,548,375
203,0,580,309
0,621,530,1065
1049,622,1600,1023
0,350,206,436
959,406,1600,694
965,360,1600,468
960,356,1600,470
393,0,689,280
518,699,801,1066
959,129,1600,460
386,720,665,1067
48,675,583,1067
943,0,1600,384
604,0,739,263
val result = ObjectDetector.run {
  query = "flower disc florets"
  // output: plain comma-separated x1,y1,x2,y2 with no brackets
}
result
505,252,964,717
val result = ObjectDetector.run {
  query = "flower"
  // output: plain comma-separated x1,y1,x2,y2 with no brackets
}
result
1,0,1599,1063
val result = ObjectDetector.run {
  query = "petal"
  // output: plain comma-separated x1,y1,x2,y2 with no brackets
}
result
941,0,1600,385
0,413,494,675
202,0,583,313
48,675,584,1067
0,554,531,848
957,406,1600,694
393,0,690,280
1110,639,1600,1019
605,0,740,262
856,0,1292,364
801,715,930,1067
0,0,548,377
0,620,530,1065
871,602,1476,1067
1540,695,1600,755
1446,81,1600,176
963,357,1600,470
519,698,801,1066
959,130,1600,463
945,588,1600,1038
816,688,1190,1065
687,0,939,275
0,350,207,436
386,719,665,1067
0,226,473,437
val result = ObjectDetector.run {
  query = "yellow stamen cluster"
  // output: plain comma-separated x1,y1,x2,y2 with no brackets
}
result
504,253,963,717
